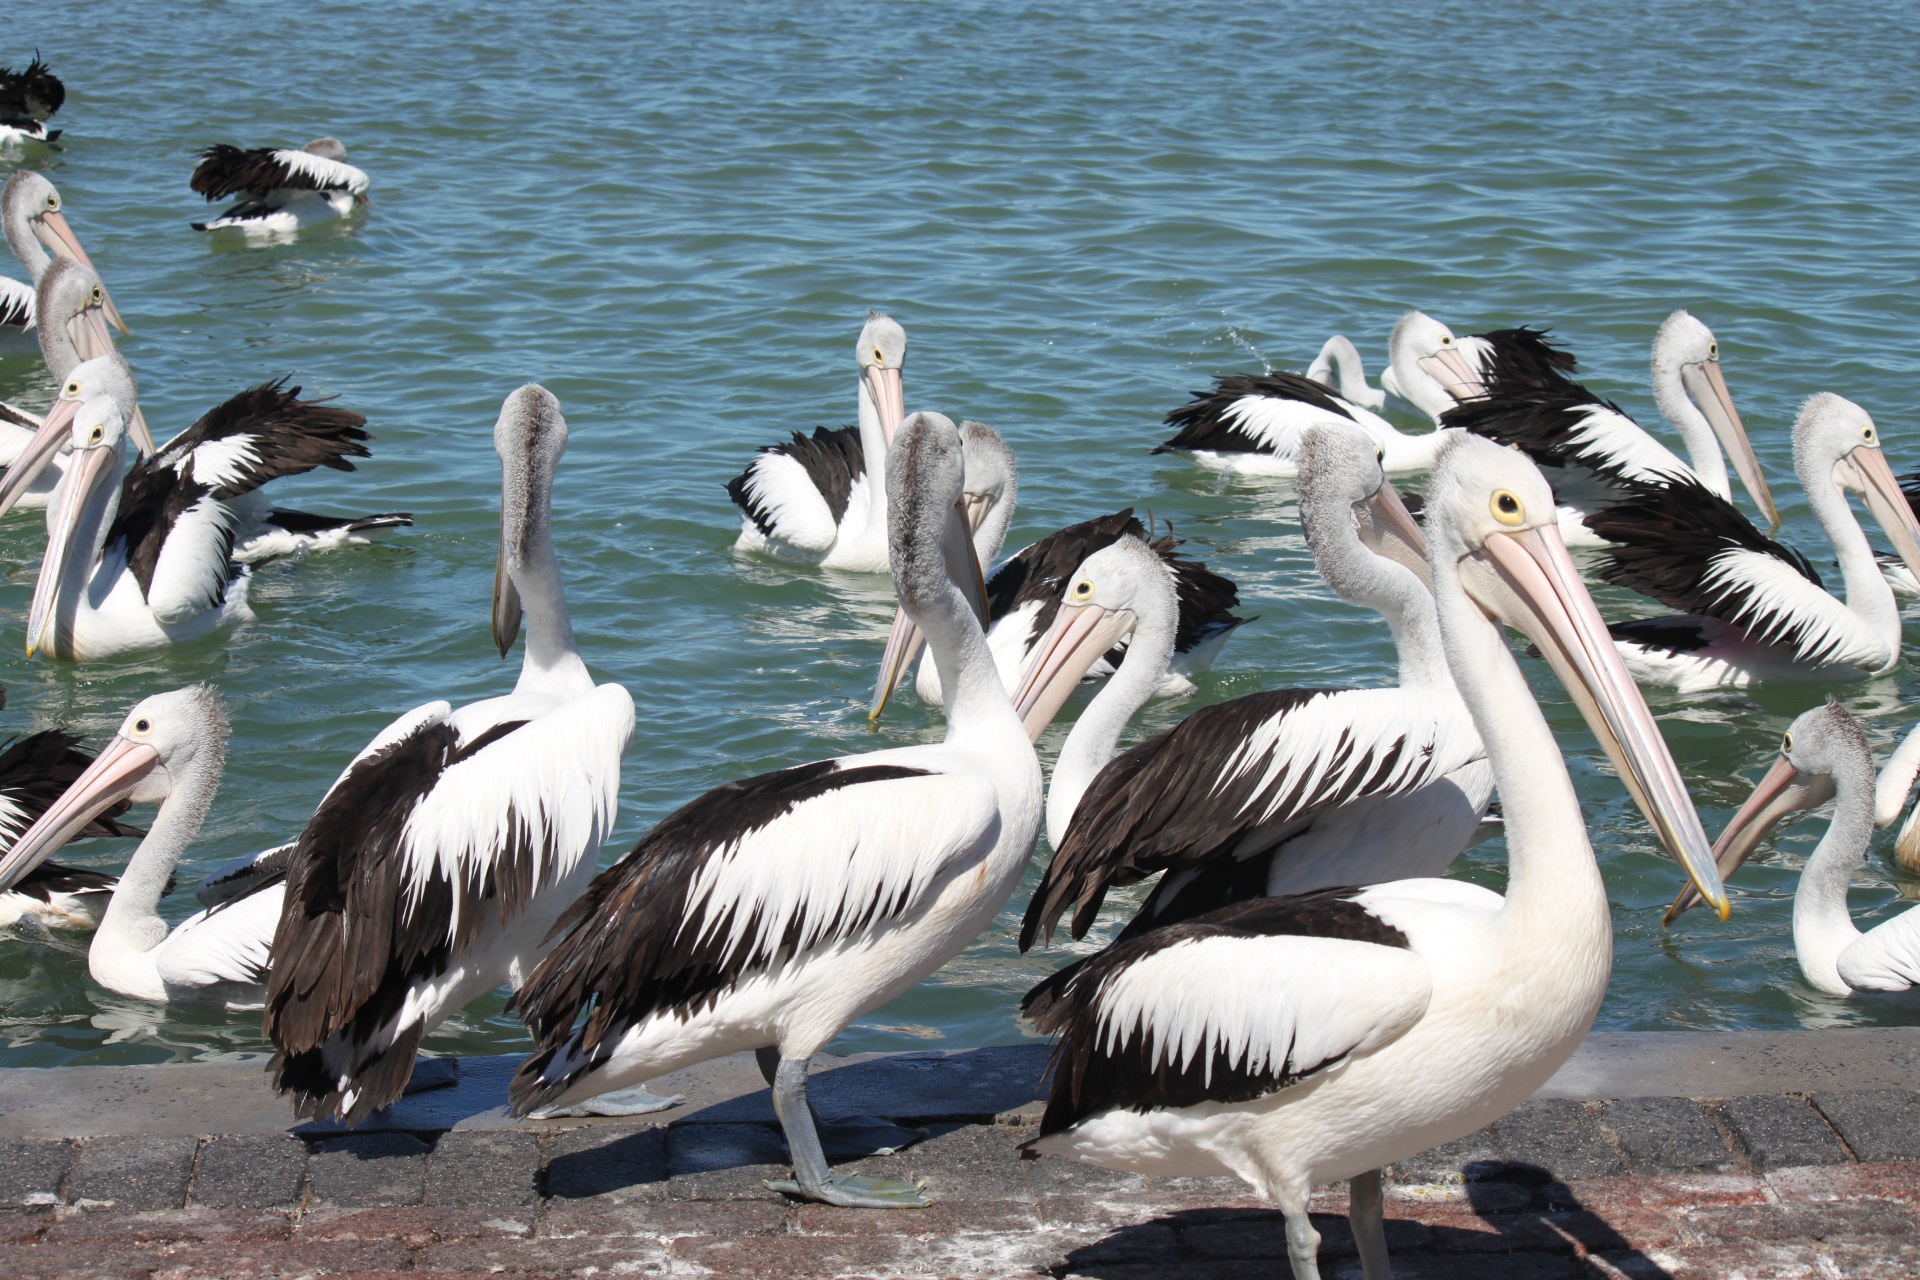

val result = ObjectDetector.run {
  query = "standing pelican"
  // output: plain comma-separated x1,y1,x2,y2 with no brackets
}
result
727,313,908,569
190,139,370,234
0,687,278,1005
1443,310,1778,542
1668,702,1920,997
1014,425,1490,946
510,412,1039,1209
1021,432,1727,1280
1597,395,1920,691
264,385,634,1125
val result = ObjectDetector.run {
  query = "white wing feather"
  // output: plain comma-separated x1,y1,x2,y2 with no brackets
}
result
1700,549,1888,667
740,453,838,552
1562,405,1693,484
145,496,243,624
156,884,283,990
269,149,371,195
1838,909,1920,993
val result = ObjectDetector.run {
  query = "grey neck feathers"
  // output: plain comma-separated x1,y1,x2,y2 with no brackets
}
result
507,473,590,698
1794,744,1875,993
1304,492,1448,691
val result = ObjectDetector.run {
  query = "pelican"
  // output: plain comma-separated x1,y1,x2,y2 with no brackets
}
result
1303,336,1385,410
1668,702,1920,998
0,686,278,1006
1596,395,1920,691
1443,310,1778,543
190,139,369,235
727,312,907,570
0,727,144,932
264,385,635,1126
510,411,1039,1209
3,171,128,338
0,55,62,148
1377,311,1575,419
1013,424,1491,946
873,421,1247,717
1020,431,1728,1280
12,370,403,660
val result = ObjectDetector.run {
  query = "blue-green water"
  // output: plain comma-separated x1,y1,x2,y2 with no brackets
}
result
3,0,1919,1067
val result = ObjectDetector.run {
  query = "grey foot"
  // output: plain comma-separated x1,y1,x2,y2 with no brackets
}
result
527,1084,684,1119
764,1171,931,1208
819,1114,926,1160
403,1057,459,1094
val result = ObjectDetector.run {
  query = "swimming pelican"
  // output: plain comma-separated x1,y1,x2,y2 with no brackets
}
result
727,312,907,569
0,686,278,1006
1014,424,1490,946
264,385,635,1125
0,728,145,932
1304,336,1385,410
1377,311,1575,420
1020,431,1728,1280
1668,702,1920,998
510,411,1037,1208
13,373,401,660
1443,310,1778,543
190,139,369,234
3,171,128,338
0,56,62,148
1596,395,1920,692
874,421,1247,717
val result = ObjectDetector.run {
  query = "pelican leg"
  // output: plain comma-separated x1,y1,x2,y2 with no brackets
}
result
1349,1169,1391,1280
1284,1206,1323,1280
763,1057,929,1209
756,1045,923,1159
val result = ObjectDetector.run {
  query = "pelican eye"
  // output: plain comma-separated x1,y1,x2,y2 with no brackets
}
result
45,194,57,211
1439,334,1453,347
1374,444,1384,463
131,718,151,737
63,381,80,397
1707,342,1719,360
1072,580,1093,600
90,287,103,303
88,425,103,444
1862,426,1877,444
1490,489,1525,526
1782,731,1794,754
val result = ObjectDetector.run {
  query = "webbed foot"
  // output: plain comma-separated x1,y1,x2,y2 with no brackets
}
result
527,1084,684,1119
764,1171,931,1208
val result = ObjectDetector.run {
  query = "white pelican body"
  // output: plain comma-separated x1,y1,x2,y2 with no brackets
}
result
1023,432,1728,1279
1598,395,1920,692
191,139,369,236
514,412,1040,1209
1013,425,1490,947
263,386,633,1126
0,686,279,1008
728,313,907,570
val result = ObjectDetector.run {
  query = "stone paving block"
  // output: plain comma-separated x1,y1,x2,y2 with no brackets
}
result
1813,1089,1920,1162
0,1138,72,1207
1598,1096,1733,1174
67,1135,198,1211
1683,1200,1920,1244
189,1133,308,1209
789,1199,1035,1237
1714,1095,1850,1171
426,1130,541,1208
544,1124,667,1203
0,1242,164,1280
672,1231,931,1276
543,1197,787,1239
1054,1221,1181,1267
1824,1241,1920,1279
1491,1098,1623,1181
419,1230,668,1275
0,1213,46,1245
907,1122,1032,1201
1766,1159,1920,1205
306,1131,430,1207
1387,1127,1500,1184
664,1122,789,1200
40,1207,293,1246
927,1225,1104,1276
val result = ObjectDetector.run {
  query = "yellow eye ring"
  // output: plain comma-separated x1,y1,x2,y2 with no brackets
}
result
1862,426,1876,443
1491,489,1525,526
131,718,151,736
1439,334,1453,347
872,347,884,364
1072,581,1092,598
1782,732,1794,754
1707,342,1719,360
63,381,80,397
89,426,103,443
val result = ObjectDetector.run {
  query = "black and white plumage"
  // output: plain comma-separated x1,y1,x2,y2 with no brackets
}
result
728,312,907,569
1594,395,1920,691
0,728,143,932
264,385,633,1126
512,412,1039,1210
1377,310,1575,421
1155,368,1452,478
0,55,63,146
190,138,369,234
1018,433,1728,1280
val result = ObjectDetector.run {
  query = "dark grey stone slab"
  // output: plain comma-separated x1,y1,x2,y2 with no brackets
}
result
1715,1095,1849,1171
426,1130,542,1207
1813,1090,1920,1163
676,1046,1053,1125
68,1135,198,1210
908,1123,1032,1201
306,1132,429,1207
665,1123,789,1200
545,1125,668,1203
1492,1098,1622,1181
1388,1128,1501,1185
1599,1096,1733,1173
0,1138,71,1206
189,1134,308,1208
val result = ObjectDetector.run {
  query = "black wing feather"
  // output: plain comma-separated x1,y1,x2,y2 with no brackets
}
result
1474,327,1578,395
0,55,62,126
152,378,372,498
1438,380,1644,483
189,144,334,200
725,425,864,537
1155,371,1355,455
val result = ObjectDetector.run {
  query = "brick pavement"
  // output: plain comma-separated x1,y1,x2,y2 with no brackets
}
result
4,1089,1920,1276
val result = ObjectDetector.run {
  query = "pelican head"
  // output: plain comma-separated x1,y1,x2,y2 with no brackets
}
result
302,137,348,160
1427,433,1729,918
1298,421,1431,588
858,311,908,443
2,173,126,331
27,390,135,657
0,354,145,521
492,384,569,657
1797,394,1920,589
1388,310,1486,418
1010,536,1175,741
37,258,122,377
1665,701,1862,925
1654,310,1776,529
0,686,229,896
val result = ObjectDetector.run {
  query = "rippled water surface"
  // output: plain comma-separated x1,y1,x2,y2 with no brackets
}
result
4,0,1920,1067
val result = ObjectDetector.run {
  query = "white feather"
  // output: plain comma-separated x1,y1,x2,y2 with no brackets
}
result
269,149,371,194
145,496,243,624
737,453,838,553
1699,548,1891,669
1838,911,1920,993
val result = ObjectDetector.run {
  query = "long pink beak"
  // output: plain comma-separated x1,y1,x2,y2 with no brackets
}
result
0,397,79,520
0,735,159,893
1008,603,1138,742
37,211,129,334
1419,347,1487,402
865,366,905,442
29,442,118,658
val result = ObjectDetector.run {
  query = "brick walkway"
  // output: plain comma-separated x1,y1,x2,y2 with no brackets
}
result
5,1088,1920,1277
